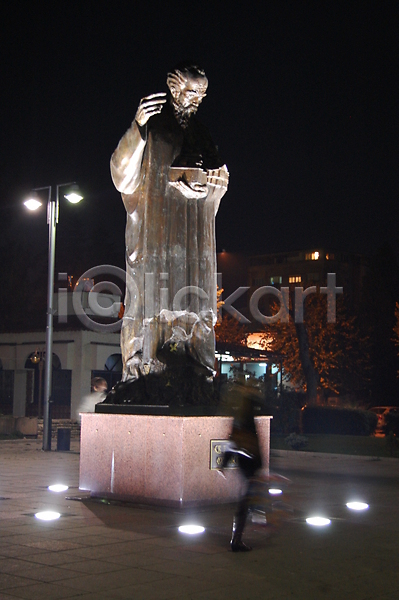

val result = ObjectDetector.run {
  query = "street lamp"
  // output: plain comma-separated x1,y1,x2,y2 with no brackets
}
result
24,183,83,451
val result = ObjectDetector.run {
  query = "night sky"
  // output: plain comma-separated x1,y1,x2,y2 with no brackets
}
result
1,2,397,282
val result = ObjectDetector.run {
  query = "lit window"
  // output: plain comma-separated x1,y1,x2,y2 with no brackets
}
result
326,253,335,261
305,252,320,260
289,276,302,283
270,276,282,285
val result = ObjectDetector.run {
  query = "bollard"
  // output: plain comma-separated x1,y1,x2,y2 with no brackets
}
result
57,428,71,452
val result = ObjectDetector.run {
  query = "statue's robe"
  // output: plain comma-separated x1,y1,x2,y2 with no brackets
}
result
111,102,228,380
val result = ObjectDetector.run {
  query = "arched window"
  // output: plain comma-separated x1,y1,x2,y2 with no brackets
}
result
105,354,122,372
24,352,61,370
24,352,65,418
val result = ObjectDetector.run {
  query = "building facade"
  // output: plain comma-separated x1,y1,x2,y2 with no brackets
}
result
248,248,368,307
0,330,121,422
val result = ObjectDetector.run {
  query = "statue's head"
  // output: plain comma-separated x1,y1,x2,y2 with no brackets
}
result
167,64,208,123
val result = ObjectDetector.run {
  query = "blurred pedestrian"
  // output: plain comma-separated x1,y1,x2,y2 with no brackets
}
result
223,378,262,552
77,377,107,424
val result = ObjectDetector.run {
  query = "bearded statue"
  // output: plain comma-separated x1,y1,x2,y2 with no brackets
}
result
109,64,228,397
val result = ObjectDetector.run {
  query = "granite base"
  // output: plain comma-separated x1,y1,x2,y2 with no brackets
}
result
79,414,271,507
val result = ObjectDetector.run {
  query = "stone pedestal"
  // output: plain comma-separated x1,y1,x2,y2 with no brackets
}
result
79,414,271,507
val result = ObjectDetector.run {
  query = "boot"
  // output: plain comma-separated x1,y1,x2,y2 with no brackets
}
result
230,514,252,552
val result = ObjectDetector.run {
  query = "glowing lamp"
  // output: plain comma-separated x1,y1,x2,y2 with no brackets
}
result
269,488,283,496
178,525,205,535
48,484,69,493
24,198,42,211
306,517,331,527
35,511,61,521
346,502,369,511
64,185,83,204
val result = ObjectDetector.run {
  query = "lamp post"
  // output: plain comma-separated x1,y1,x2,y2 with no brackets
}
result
24,183,83,451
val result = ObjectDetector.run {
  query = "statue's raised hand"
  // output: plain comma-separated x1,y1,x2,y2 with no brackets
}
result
135,93,167,127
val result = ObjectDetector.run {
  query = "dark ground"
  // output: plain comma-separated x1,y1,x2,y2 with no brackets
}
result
0,439,397,599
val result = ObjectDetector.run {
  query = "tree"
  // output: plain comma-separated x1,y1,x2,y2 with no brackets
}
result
215,314,248,346
264,292,370,403
359,244,399,403
393,302,399,376
215,288,248,346
294,321,319,403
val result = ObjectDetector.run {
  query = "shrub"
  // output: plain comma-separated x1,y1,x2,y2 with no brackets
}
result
385,431,399,456
301,406,378,436
265,392,304,435
285,433,309,450
383,413,399,436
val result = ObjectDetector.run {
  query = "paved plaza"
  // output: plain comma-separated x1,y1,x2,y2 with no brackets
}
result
0,439,398,599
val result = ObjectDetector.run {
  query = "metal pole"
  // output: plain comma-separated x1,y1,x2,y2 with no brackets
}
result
42,187,56,451
37,356,43,419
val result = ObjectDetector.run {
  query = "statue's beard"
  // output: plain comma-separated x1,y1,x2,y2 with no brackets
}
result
172,102,198,128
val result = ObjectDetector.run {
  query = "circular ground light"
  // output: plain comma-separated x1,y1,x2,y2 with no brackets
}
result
306,517,331,527
48,484,69,493
35,511,61,521
346,502,369,511
178,525,205,535
268,488,283,495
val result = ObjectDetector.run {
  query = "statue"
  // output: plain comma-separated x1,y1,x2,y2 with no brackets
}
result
110,64,229,387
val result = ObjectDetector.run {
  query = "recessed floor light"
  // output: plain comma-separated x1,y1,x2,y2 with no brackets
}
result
35,511,61,521
178,525,205,535
306,517,331,527
48,484,69,493
269,488,283,495
346,502,369,511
